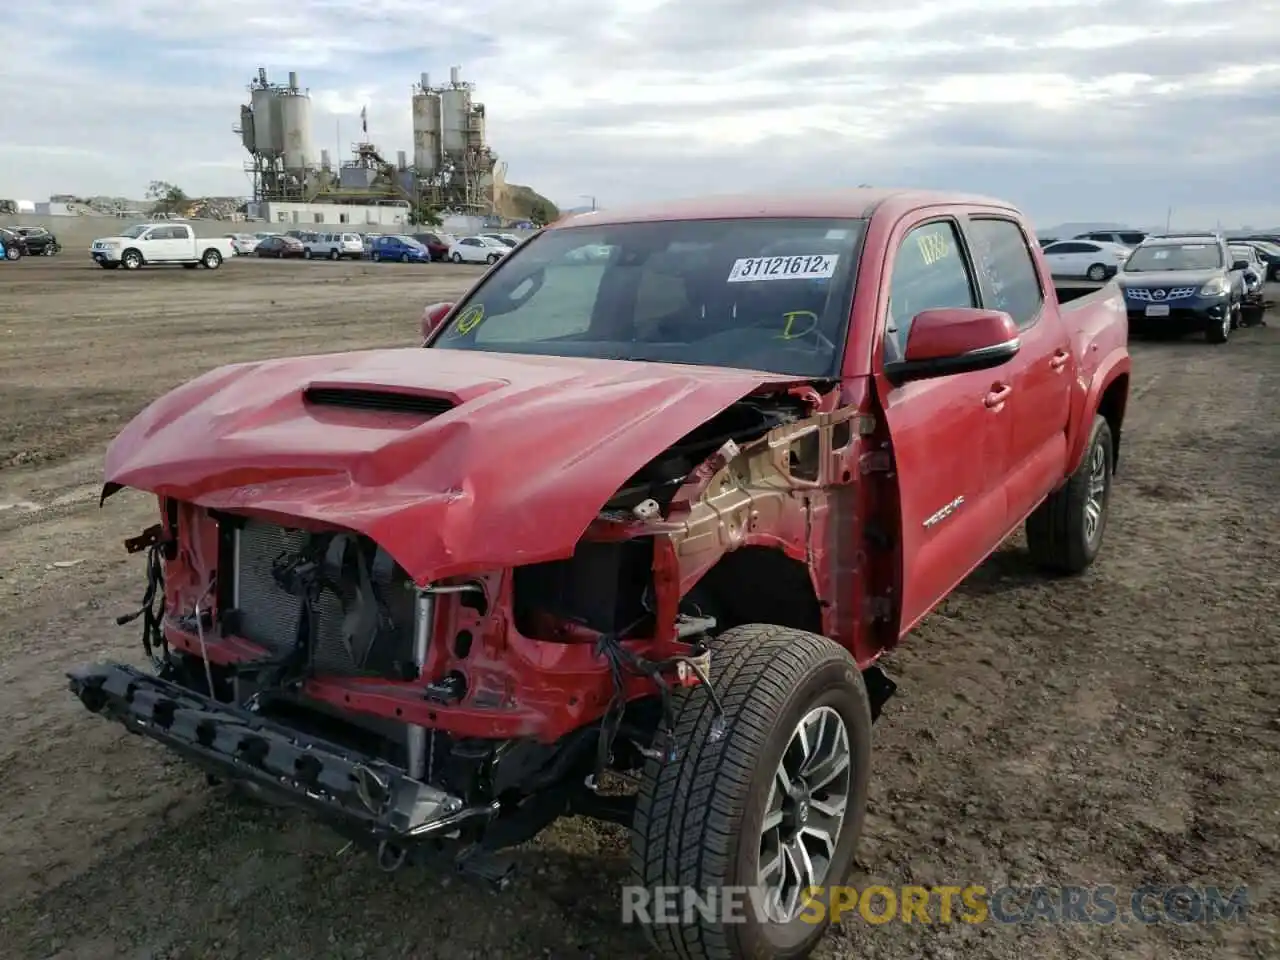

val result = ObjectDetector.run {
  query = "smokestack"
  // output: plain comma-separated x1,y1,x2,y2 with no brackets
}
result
288,71,298,90
321,149,331,170
450,65,461,85
397,150,407,170
420,72,430,89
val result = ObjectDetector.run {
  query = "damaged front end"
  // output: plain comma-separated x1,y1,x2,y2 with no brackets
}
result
69,365,894,877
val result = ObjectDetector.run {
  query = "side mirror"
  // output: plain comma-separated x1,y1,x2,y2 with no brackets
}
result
885,308,1020,385
1231,259,1249,271
420,302,454,342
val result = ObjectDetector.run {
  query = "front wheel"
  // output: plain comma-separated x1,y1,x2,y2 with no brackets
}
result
1026,414,1113,574
631,624,871,960
1086,263,1107,282
401,253,411,263
451,252,463,263
329,249,339,260
120,250,143,270
1206,306,1232,344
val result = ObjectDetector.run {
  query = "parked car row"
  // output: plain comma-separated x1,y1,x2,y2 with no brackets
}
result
248,230,521,265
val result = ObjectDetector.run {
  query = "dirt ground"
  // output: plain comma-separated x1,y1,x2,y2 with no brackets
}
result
1,254,1277,960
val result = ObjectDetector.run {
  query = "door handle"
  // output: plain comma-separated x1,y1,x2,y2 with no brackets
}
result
1050,350,1070,371
984,384,1012,407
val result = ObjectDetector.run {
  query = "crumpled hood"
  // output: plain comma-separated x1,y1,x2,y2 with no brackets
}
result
104,347,804,583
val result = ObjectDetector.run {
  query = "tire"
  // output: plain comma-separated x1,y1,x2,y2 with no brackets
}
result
4,247,20,261
99,262,118,270
372,252,381,262
451,252,463,263
303,248,312,259
1026,414,1113,575
329,249,339,260
120,249,143,270
202,249,223,270
1206,306,1231,344
401,253,410,263
631,624,872,960
1086,263,1107,282
486,253,500,264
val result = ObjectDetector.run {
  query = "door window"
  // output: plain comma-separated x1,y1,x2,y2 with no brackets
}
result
885,220,977,360
966,217,1045,330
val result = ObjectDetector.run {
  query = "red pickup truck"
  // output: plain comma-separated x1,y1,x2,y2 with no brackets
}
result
70,189,1129,960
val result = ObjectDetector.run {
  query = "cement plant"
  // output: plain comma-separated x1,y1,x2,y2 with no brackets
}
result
236,65,520,227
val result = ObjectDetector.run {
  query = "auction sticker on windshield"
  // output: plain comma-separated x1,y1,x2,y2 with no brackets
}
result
727,255,838,282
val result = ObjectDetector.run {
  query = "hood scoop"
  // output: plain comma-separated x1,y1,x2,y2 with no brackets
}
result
303,385,456,417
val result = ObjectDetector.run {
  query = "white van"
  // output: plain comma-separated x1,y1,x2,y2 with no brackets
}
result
304,232,365,260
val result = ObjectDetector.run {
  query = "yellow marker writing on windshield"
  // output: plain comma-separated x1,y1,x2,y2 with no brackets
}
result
452,304,485,336
778,310,819,340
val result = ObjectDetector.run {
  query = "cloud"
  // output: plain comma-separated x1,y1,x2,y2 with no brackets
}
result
2,0,1278,228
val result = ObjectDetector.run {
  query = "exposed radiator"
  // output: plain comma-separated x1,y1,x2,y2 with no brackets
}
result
230,520,419,678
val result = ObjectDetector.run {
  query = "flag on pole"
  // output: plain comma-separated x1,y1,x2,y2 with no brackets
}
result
360,106,368,135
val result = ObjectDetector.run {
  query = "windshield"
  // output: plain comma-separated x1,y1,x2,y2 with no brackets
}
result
1229,246,1256,263
1249,240,1280,257
118,225,148,238
394,236,424,248
1124,242,1222,272
431,217,867,377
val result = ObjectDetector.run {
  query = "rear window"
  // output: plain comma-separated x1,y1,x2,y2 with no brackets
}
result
432,217,868,377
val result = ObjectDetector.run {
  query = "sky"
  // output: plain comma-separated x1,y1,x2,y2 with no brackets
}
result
2,0,1278,231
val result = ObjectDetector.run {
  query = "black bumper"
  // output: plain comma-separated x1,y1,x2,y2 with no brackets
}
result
1127,301,1228,334
67,662,494,844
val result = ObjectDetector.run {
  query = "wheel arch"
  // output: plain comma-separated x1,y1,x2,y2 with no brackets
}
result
682,545,824,637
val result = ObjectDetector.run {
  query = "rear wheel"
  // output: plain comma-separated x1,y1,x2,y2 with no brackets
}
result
372,251,381,262
4,247,20,261
329,248,339,260
1026,414,1113,574
486,253,500,264
1086,263,1107,282
631,624,872,960
303,248,312,259
201,249,222,269
401,253,411,263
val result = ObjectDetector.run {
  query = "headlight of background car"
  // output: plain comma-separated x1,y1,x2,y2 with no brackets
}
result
1199,277,1229,296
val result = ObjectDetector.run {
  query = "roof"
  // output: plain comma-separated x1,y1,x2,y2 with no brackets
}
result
548,188,1017,229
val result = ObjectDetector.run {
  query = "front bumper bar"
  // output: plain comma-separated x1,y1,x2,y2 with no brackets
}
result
67,662,495,844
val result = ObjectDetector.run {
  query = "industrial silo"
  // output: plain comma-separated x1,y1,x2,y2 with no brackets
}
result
440,88,471,156
412,74,441,175
279,72,312,170
251,85,281,156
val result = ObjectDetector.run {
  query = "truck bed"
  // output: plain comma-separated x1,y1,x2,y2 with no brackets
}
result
1055,280,1118,308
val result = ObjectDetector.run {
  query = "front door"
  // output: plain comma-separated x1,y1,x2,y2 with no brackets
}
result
874,216,1013,635
964,215,1072,524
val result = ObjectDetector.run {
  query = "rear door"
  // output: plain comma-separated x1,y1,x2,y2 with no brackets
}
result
964,215,1072,525
874,213,1013,634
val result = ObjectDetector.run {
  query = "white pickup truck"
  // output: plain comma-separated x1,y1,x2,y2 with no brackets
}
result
90,223,236,271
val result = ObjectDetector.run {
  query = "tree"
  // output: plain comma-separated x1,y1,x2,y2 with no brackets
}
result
529,200,555,227
146,180,189,215
407,203,443,228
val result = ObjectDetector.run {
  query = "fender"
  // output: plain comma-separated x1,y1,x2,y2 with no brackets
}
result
1065,347,1131,476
